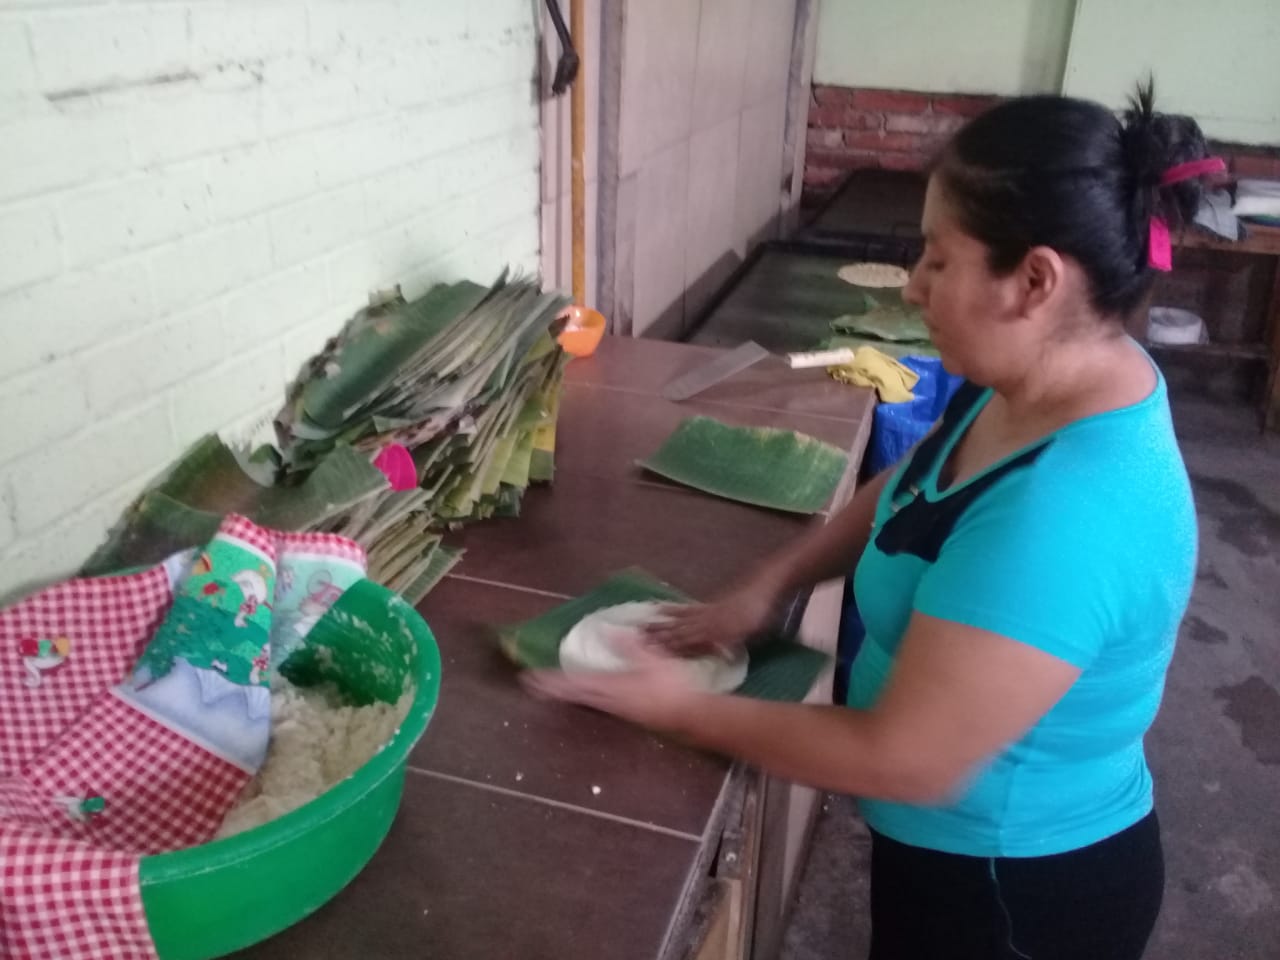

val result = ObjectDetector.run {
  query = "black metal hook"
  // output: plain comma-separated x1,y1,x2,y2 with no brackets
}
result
545,0,580,96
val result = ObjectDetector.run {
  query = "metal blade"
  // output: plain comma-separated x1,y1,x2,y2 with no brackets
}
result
661,341,771,402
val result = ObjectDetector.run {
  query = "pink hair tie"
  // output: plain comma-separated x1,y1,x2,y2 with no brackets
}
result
1147,156,1226,270
1148,218,1173,271
1160,156,1226,186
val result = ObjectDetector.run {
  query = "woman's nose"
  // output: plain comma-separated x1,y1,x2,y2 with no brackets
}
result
902,262,926,306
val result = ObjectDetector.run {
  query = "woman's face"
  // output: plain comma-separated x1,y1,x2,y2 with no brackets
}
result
902,177,1028,382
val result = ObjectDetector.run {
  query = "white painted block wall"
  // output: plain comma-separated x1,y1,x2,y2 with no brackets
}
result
0,0,543,601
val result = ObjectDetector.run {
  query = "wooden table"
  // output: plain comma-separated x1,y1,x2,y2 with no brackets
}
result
232,336,875,960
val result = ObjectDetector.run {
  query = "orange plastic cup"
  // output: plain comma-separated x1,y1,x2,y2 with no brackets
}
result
557,305,606,358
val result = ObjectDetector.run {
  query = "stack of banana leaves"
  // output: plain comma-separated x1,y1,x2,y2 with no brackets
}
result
83,270,571,605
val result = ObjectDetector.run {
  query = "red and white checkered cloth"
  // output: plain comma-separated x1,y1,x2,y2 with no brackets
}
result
214,516,277,564
1,694,241,956
9,692,246,852
0,515,370,959
0,824,154,960
0,565,176,960
0,568,172,774
277,531,367,569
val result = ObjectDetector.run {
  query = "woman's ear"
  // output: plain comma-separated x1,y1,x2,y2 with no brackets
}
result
1018,245,1066,319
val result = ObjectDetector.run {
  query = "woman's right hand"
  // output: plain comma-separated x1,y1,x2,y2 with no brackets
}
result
645,579,781,657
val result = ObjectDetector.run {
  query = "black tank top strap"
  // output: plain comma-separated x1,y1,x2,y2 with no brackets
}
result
889,380,986,499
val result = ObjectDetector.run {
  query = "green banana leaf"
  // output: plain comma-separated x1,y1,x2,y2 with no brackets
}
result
501,430,535,488
394,545,463,606
86,270,569,604
639,416,847,515
82,492,223,576
82,439,387,574
830,304,931,344
300,280,490,429
343,490,430,546
495,485,524,518
820,334,940,360
370,529,441,587
846,290,882,314
529,446,556,484
496,569,829,703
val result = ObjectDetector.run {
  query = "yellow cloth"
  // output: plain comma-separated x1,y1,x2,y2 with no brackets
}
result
828,346,919,403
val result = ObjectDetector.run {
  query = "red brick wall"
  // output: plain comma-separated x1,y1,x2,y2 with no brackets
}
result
803,85,1002,205
802,84,1280,208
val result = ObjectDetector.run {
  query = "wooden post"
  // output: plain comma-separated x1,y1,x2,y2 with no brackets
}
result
1264,260,1280,431
570,0,587,306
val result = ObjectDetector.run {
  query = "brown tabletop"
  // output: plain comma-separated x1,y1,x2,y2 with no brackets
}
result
409,576,731,838
554,384,857,482
232,337,874,960
230,770,700,960
569,336,874,424
447,473,809,600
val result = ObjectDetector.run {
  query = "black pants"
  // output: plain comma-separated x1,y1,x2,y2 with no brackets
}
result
868,812,1163,960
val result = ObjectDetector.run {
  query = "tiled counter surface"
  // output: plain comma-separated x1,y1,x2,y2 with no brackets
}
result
233,337,874,960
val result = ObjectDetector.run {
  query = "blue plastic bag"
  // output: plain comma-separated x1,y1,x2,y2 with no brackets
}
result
866,356,963,476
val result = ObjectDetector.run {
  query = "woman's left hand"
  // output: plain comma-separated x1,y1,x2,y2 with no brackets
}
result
520,630,702,732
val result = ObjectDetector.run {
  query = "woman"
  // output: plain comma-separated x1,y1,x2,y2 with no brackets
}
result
526,84,1210,960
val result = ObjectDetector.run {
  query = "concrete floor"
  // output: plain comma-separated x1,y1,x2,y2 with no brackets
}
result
780,395,1280,960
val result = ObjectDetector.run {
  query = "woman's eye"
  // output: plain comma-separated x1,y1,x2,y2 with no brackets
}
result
924,260,944,272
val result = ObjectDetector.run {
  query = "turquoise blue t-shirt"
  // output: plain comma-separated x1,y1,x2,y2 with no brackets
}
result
850,368,1196,857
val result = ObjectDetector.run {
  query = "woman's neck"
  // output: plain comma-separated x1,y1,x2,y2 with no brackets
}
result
989,333,1151,430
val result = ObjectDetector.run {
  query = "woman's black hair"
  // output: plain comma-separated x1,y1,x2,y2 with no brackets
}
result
931,79,1210,320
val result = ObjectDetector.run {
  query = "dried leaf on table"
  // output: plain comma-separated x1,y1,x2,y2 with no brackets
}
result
371,531,441,587
394,545,464,606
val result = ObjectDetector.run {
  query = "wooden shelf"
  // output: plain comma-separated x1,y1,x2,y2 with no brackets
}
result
1147,341,1269,361
1175,223,1280,257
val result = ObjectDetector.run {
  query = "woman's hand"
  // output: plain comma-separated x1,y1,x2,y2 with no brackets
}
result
521,630,702,732
644,579,780,656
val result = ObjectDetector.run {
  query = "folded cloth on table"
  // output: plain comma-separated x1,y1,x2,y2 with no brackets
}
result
1232,179,1280,220
1195,188,1242,240
828,345,920,402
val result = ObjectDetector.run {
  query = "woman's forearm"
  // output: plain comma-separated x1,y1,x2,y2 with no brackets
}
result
667,690,944,804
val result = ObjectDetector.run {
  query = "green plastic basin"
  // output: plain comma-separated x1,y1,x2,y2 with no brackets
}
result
139,580,441,959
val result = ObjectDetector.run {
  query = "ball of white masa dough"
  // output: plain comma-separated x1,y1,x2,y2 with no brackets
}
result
559,602,748,694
